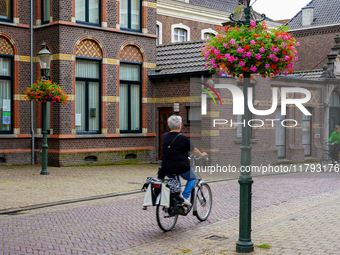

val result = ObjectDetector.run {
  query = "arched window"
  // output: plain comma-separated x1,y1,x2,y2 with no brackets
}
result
171,23,190,43
75,39,102,134
119,45,143,133
0,37,14,134
201,29,217,40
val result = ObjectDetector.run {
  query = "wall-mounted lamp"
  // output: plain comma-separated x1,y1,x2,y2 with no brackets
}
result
174,103,180,112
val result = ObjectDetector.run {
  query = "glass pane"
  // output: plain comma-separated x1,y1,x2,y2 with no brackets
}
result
0,79,11,131
88,82,99,131
0,58,11,76
161,113,166,121
89,0,99,23
120,0,128,28
75,0,86,21
120,64,140,81
76,81,86,131
76,60,99,78
162,123,166,131
156,25,159,45
189,107,201,121
0,0,10,19
130,84,140,130
119,84,128,130
43,0,50,22
131,0,140,30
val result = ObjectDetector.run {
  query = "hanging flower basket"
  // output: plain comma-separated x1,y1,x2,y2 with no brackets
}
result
201,21,300,78
25,77,68,105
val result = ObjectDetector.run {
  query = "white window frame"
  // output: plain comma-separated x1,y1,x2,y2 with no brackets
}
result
201,28,217,40
171,23,190,43
156,21,163,45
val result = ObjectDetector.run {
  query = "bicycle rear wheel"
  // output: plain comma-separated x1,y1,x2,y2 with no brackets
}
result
321,153,331,172
195,183,212,221
156,205,178,232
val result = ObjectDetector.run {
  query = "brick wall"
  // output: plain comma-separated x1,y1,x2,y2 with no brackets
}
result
157,14,219,44
290,25,340,71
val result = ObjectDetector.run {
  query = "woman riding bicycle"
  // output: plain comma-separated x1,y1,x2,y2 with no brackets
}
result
328,125,340,163
161,115,207,207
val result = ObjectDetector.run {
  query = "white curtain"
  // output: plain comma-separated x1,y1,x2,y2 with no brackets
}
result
76,60,99,78
89,0,99,23
131,0,140,30
131,84,140,130
43,0,50,22
0,58,11,131
119,84,128,130
120,64,140,81
0,80,10,131
89,82,99,131
76,81,86,131
120,0,128,28
75,0,86,21
275,107,285,158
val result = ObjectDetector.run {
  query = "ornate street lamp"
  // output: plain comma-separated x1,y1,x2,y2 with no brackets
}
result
37,42,52,175
229,1,265,253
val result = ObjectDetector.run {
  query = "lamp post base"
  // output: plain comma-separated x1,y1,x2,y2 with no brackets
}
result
40,169,50,175
236,241,254,253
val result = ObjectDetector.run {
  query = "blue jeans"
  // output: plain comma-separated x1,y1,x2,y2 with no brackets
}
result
167,168,197,199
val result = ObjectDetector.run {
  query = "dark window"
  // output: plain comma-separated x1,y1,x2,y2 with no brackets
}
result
275,107,286,159
186,106,201,123
75,0,100,25
0,55,13,134
119,63,142,133
120,0,141,31
75,58,101,134
0,0,12,23
42,0,50,24
302,108,312,157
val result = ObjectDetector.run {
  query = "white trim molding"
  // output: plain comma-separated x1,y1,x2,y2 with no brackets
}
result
201,28,217,40
156,21,163,45
171,23,190,43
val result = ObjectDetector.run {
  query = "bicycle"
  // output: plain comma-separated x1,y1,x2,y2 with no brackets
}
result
320,142,338,171
155,155,213,232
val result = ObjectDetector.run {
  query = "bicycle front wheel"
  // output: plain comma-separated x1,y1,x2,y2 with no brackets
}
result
195,183,212,221
321,153,331,172
156,205,178,232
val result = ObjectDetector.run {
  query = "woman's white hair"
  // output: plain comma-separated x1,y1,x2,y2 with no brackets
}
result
168,115,182,130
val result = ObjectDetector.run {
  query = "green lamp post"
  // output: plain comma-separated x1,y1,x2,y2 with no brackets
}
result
37,42,52,175
229,1,266,253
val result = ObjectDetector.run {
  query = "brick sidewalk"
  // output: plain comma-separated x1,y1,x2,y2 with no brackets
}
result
0,163,238,212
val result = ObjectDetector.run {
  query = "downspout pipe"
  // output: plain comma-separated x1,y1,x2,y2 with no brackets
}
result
30,0,35,164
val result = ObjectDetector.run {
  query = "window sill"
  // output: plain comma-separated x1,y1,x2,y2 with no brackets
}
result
234,139,258,144
119,133,147,138
0,134,16,138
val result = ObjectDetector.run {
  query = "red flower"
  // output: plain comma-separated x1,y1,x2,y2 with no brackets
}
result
253,34,259,38
217,26,222,31
242,67,248,71
244,45,250,50
271,64,277,70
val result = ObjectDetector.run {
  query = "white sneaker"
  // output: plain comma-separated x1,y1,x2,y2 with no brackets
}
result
182,197,192,207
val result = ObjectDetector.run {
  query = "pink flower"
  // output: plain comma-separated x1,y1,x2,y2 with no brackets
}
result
250,20,257,28
265,64,270,69
255,54,262,60
250,40,256,45
273,57,279,62
250,66,257,72
283,35,289,40
237,47,244,54
271,47,279,53
228,56,235,62
295,56,299,61
259,47,265,53
281,43,287,48
284,56,290,61
241,53,247,58
239,61,246,67
269,53,276,58
296,42,300,46
225,53,230,58
223,43,228,48
246,52,252,57
230,39,236,44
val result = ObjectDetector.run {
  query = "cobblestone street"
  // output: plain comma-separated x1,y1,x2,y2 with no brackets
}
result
1,164,340,254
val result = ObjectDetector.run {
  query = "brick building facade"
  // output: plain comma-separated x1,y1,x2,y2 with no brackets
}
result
0,0,158,166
